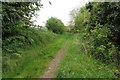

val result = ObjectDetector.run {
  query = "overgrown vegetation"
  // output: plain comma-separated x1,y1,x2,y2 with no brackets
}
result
2,2,42,53
70,2,120,77
2,1,69,78
45,17,65,34
3,34,68,78
2,2,64,78
56,34,116,78
2,1,120,78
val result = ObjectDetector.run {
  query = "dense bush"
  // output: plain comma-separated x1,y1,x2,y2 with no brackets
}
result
2,2,42,38
2,28,56,73
2,28,56,54
45,17,65,34
2,2,59,76
2,2,42,53
71,2,120,74
85,2,120,65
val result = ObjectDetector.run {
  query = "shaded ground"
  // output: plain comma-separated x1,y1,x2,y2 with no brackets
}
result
40,40,69,78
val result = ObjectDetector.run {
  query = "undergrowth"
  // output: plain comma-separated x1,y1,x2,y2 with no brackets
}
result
56,34,117,78
2,29,69,78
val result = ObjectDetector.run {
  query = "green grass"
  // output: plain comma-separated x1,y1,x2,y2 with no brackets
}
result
56,34,116,78
2,32,70,78
3,32,117,78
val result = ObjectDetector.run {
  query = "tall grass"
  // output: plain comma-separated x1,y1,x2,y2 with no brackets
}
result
56,34,116,78
2,29,69,78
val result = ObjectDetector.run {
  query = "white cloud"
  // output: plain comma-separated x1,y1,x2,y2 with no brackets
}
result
33,0,90,26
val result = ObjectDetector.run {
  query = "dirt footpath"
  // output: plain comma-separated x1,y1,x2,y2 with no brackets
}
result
40,40,69,78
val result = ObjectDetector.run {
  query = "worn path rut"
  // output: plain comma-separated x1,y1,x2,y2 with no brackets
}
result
40,40,69,78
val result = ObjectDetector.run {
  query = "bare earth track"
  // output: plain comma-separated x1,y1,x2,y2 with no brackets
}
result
40,40,69,78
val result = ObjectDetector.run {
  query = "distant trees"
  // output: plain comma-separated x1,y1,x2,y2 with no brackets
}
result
45,17,65,34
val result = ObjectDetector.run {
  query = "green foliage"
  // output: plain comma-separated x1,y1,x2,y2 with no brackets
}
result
45,17,65,34
2,2,43,53
3,34,68,78
86,2,120,46
2,2,42,38
75,7,90,30
71,2,120,76
2,27,57,54
84,2,120,65
56,35,116,78
2,2,65,78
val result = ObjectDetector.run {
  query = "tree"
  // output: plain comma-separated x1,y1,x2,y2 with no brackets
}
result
86,2,120,45
2,2,43,52
2,2,42,39
45,17,65,34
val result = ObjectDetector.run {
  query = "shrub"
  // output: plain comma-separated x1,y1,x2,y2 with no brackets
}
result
71,2,120,70
45,17,65,34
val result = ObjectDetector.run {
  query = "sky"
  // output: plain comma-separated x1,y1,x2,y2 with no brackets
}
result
33,0,90,26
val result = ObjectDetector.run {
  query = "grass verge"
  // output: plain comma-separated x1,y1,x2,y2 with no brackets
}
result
3,33,69,78
56,34,116,78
